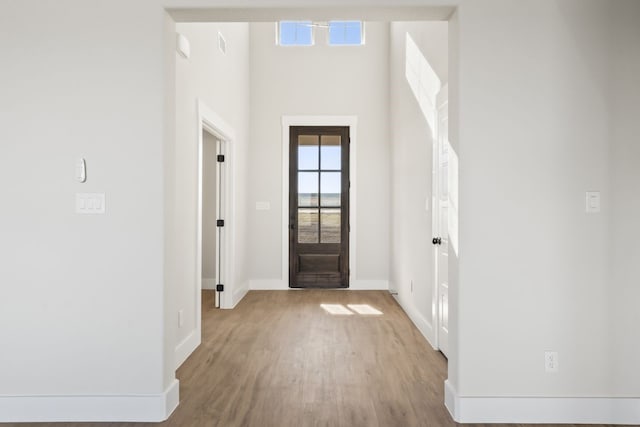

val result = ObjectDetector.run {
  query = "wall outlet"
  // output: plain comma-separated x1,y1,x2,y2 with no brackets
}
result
545,351,559,373
178,310,184,328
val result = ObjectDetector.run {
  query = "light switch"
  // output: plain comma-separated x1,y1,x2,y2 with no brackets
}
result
585,191,600,213
256,201,270,211
76,193,105,214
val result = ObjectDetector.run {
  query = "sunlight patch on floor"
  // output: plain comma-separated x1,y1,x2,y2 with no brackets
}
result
347,304,383,315
320,304,354,315
320,303,383,316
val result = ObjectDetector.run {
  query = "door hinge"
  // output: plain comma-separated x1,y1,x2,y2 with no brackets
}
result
217,154,225,162
217,219,225,227
216,284,224,292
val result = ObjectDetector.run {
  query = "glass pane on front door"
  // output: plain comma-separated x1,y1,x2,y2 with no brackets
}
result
320,208,341,243
298,208,319,243
298,135,319,170
320,172,341,207
320,135,341,170
298,172,318,207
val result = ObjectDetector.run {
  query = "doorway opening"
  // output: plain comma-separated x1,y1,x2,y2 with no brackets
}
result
289,126,350,288
195,100,236,319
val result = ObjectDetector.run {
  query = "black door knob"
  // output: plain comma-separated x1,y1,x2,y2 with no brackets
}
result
432,237,442,245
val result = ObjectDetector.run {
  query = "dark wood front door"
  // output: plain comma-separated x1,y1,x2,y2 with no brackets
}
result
289,126,349,288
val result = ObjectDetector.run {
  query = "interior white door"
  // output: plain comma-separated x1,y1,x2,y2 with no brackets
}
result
434,86,449,357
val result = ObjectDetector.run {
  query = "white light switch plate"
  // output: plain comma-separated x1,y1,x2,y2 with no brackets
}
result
256,201,270,211
76,193,105,214
585,191,600,213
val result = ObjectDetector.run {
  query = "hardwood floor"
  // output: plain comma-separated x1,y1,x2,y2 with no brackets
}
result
175,290,453,427
3,291,615,427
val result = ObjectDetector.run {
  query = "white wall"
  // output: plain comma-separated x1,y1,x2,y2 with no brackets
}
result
2,0,640,423
172,22,250,351
248,22,390,288
0,0,167,399
389,21,448,344
201,131,217,288
610,0,640,397
455,0,612,397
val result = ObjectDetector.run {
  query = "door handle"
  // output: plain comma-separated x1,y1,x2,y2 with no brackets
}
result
432,237,442,245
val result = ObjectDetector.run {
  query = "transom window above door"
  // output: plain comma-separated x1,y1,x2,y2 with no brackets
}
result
277,21,364,46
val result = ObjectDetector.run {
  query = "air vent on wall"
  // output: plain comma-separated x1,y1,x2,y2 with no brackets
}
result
218,32,226,54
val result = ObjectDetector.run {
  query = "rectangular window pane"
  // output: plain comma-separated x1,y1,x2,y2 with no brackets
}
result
328,21,363,46
298,172,318,207
279,21,313,46
298,208,319,243
298,135,319,170
320,135,341,170
320,172,341,207
321,208,341,243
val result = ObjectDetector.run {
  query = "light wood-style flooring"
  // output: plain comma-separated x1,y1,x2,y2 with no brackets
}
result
4,290,615,427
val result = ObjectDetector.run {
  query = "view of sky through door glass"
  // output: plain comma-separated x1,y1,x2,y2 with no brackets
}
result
320,135,341,169
298,135,319,169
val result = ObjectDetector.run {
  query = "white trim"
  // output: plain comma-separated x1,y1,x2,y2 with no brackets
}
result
445,380,640,424
249,279,387,291
231,283,249,308
0,380,179,423
197,100,236,310
179,100,238,369
350,280,389,290
250,279,287,290
174,329,199,368
392,291,436,349
281,115,358,287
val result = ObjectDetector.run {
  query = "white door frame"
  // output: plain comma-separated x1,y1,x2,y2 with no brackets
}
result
196,99,236,314
281,115,358,287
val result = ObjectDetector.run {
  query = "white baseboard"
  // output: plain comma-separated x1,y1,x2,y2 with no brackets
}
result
350,279,389,290
229,283,249,308
249,279,389,290
175,328,199,368
0,379,179,423
445,380,640,424
392,291,436,349
249,279,287,290
201,278,216,290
